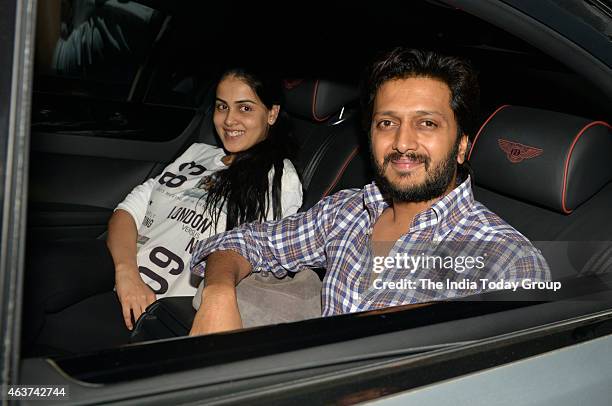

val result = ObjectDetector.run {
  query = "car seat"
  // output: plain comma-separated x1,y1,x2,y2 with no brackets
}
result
469,105,612,284
280,78,372,209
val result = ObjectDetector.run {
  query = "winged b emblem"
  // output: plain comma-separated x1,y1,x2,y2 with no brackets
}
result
497,139,543,163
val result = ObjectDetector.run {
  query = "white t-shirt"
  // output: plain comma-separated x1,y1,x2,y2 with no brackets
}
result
115,143,302,298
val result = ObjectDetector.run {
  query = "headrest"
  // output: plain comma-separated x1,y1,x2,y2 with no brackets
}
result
282,79,358,122
469,105,612,214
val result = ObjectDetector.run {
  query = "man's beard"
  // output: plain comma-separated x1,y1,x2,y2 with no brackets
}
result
372,139,459,203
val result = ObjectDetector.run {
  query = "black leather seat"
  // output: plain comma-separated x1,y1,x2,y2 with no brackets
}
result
469,105,612,281
280,78,372,211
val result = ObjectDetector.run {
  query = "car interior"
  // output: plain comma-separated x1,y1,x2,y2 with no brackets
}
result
19,0,612,394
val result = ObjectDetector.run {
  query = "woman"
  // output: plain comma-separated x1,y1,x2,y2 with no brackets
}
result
111,67,302,329
24,67,302,354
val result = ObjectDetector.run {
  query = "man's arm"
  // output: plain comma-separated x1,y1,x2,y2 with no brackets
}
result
190,190,357,279
511,246,551,282
188,190,358,335
484,241,551,286
189,250,251,335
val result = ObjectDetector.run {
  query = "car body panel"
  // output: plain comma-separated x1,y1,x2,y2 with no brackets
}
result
0,0,610,404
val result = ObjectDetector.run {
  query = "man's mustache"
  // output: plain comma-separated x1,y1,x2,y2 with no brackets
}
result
382,152,430,170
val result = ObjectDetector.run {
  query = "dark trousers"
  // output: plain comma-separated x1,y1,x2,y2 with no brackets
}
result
23,238,131,357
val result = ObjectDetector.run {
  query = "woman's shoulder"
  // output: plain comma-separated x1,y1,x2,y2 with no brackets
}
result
266,159,301,189
279,159,302,196
281,158,299,175
275,159,300,185
181,143,223,157
266,159,298,175
173,143,225,165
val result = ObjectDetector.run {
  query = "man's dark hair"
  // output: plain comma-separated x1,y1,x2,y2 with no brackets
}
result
361,48,480,140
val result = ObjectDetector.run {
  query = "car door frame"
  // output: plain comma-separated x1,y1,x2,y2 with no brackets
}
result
0,0,36,387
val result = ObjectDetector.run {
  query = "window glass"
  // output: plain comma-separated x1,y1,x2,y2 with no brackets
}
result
31,1,197,141
22,0,612,374
35,0,164,97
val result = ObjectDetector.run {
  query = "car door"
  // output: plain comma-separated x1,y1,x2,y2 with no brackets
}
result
0,0,33,390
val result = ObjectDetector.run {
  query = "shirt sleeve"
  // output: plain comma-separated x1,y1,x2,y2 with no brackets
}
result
115,177,157,229
190,192,348,278
507,246,552,283
484,242,551,285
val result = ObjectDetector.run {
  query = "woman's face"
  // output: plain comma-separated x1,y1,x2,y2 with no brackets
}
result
213,75,280,155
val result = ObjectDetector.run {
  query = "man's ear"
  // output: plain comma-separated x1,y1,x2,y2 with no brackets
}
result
268,105,280,125
457,133,469,164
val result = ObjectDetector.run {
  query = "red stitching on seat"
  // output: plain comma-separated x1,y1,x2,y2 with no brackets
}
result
322,147,360,197
312,80,332,122
561,121,612,214
467,104,510,160
283,79,304,90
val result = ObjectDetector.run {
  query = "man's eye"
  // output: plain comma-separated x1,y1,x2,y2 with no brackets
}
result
421,120,438,128
377,120,393,129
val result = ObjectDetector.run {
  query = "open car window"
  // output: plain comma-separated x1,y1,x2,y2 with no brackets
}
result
11,0,612,403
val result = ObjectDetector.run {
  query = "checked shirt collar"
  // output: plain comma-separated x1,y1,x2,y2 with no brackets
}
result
362,175,474,240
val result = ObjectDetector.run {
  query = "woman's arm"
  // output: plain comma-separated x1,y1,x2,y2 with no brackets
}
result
110,144,205,328
107,209,156,330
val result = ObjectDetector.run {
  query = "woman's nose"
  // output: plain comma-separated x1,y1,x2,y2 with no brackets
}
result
224,108,238,126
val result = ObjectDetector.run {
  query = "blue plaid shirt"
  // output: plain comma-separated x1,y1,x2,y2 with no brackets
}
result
191,177,550,316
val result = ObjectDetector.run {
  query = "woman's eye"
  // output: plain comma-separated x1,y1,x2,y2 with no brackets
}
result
239,105,252,112
215,103,227,111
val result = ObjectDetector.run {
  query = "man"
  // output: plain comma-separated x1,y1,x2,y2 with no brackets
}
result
189,48,550,335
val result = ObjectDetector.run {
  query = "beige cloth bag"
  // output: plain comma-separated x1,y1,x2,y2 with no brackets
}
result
192,269,322,328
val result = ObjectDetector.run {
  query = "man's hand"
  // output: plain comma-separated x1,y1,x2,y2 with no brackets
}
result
115,265,156,330
188,250,251,336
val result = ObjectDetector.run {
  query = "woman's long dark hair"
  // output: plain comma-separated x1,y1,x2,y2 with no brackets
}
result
203,67,296,231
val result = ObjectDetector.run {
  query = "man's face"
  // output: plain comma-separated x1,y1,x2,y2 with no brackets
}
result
370,77,468,202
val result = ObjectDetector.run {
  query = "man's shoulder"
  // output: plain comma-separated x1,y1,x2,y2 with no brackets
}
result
320,188,365,209
465,200,532,245
460,200,550,279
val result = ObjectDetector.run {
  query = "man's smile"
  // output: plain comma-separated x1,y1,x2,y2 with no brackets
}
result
390,157,425,173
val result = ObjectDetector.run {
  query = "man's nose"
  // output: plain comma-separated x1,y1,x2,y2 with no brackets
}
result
392,125,418,154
